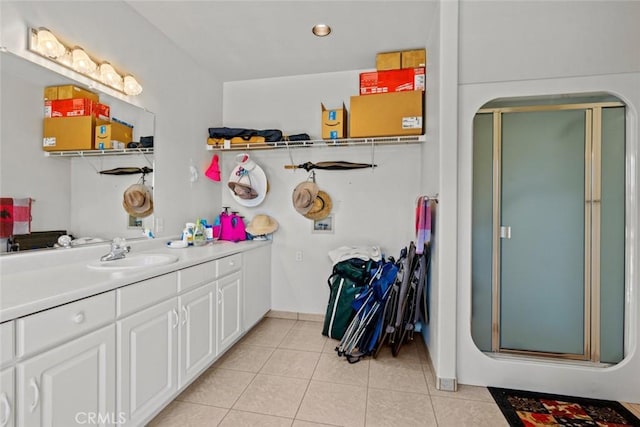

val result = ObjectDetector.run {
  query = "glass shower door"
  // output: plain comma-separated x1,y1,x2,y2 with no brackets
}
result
499,109,587,356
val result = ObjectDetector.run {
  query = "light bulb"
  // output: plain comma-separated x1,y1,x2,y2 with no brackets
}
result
36,28,66,58
123,75,143,96
71,47,97,74
99,62,123,89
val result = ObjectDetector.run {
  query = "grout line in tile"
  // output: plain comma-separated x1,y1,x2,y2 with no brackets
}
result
292,350,324,421
220,408,295,425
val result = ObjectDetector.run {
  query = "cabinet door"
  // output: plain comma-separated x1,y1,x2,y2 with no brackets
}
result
0,368,14,427
117,298,178,426
243,245,271,330
178,283,216,387
217,272,242,353
16,325,115,427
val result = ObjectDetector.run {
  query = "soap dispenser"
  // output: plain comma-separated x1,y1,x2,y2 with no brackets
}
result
193,218,206,246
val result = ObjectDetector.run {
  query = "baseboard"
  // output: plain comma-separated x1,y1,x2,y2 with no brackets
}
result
437,376,458,392
266,310,324,322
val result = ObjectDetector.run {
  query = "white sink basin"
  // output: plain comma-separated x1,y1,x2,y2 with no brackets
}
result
87,253,179,270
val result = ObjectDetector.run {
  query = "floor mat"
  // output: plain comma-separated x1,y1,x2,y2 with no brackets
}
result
488,386,640,427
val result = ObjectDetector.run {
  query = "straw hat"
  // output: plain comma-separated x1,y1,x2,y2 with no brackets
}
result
123,184,153,217
303,190,332,221
292,181,320,215
246,214,278,235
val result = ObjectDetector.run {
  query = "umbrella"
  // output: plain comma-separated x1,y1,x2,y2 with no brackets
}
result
284,161,376,171
99,166,154,175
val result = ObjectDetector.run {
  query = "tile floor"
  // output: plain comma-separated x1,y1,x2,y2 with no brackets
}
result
150,317,640,427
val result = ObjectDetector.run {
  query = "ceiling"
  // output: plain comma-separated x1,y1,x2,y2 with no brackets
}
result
126,1,436,82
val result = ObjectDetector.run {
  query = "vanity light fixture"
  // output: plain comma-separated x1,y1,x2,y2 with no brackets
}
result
312,24,331,37
35,28,66,58
123,75,143,96
99,62,123,90
28,27,143,96
71,47,97,74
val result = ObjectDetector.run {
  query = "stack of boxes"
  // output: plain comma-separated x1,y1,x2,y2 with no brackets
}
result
42,85,134,151
321,48,426,139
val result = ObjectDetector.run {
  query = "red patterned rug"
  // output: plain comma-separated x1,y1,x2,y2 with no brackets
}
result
489,387,640,427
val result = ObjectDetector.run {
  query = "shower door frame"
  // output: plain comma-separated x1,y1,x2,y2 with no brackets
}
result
479,101,625,362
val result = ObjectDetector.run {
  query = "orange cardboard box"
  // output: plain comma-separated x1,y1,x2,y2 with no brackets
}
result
321,103,347,139
349,91,424,138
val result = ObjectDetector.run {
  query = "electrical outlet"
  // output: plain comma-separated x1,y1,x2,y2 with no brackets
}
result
295,250,303,262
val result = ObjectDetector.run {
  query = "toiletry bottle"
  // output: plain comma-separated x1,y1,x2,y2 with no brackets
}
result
193,218,206,246
185,222,195,246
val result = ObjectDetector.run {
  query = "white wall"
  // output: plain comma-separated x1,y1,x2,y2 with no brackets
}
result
223,71,437,314
456,0,640,401
0,1,224,244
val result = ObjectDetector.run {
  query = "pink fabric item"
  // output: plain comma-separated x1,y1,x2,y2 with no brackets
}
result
205,154,221,181
0,198,32,238
415,196,432,255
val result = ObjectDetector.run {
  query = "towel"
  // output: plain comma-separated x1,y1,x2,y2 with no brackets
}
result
0,198,32,238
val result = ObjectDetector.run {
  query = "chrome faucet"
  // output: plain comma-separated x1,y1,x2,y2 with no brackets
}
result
100,237,131,261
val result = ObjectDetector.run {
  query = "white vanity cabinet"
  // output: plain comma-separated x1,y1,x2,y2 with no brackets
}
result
16,325,116,427
0,368,14,427
1,242,272,427
12,291,117,427
0,321,14,427
116,274,179,426
117,298,178,426
217,271,242,353
243,245,272,330
177,269,216,387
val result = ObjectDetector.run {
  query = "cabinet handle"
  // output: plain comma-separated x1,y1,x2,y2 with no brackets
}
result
181,306,189,326
217,289,223,305
0,392,10,427
229,260,235,267
72,311,86,324
172,309,179,328
28,378,40,413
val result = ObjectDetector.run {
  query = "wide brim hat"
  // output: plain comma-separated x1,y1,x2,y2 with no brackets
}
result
228,153,268,207
227,180,258,199
303,190,332,221
123,183,154,218
246,214,279,235
292,181,320,215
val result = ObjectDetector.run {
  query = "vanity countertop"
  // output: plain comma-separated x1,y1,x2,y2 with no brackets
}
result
0,239,270,323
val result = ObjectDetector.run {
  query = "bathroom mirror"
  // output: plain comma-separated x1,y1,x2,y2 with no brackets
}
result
0,51,156,253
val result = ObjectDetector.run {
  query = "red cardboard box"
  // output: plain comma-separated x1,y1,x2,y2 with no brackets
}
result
45,99,110,120
359,67,425,95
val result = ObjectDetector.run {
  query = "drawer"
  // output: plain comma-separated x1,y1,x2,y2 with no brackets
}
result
0,321,14,366
117,272,178,318
178,261,216,293
217,253,242,277
16,291,115,358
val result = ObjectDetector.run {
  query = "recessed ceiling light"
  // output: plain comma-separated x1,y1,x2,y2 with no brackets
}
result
312,24,331,37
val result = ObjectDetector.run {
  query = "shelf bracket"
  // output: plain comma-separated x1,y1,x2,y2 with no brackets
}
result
136,148,153,168
285,140,295,172
370,138,376,173
78,151,101,174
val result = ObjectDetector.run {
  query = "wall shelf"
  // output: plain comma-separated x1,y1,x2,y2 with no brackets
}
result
44,147,154,157
206,135,425,151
